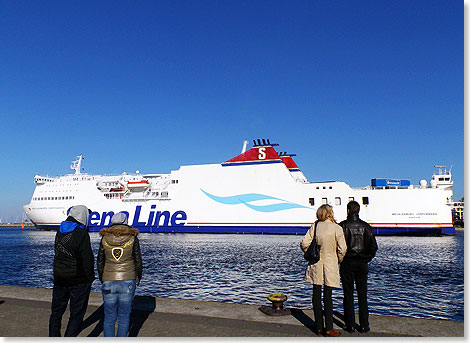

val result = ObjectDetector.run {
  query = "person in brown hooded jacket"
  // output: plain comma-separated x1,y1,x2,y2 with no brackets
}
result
97,212,142,337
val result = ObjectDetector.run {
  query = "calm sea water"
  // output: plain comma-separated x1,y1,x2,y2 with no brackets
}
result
0,228,463,321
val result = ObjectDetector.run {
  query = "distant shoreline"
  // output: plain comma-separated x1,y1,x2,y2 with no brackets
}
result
0,223,34,227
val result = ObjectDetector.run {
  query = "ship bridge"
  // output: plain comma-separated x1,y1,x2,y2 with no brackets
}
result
430,165,453,190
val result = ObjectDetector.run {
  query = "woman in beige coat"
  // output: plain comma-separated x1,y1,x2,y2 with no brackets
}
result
301,204,347,337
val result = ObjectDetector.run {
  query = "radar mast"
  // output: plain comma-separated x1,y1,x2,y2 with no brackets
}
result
70,155,83,174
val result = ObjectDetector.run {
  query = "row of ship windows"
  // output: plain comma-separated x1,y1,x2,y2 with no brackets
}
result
32,195,369,205
102,182,120,186
33,196,75,201
104,191,169,200
105,193,121,199
309,196,369,206
42,184,80,187
36,178,53,183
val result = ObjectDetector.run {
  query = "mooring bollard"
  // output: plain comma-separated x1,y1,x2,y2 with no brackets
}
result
258,293,291,316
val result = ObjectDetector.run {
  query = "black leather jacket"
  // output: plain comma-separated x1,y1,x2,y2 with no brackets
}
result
340,214,378,263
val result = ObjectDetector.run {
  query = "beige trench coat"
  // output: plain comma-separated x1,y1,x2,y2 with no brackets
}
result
300,220,347,288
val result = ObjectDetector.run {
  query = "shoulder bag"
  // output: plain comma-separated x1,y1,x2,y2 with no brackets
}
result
304,221,321,264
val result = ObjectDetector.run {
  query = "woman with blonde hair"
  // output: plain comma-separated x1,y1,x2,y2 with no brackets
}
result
300,204,347,337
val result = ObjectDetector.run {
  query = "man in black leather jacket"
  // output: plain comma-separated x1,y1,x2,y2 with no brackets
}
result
339,201,378,334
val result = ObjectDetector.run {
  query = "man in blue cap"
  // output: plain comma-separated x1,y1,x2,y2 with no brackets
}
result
49,205,95,337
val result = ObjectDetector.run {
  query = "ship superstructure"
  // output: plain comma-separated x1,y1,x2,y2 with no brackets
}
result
23,140,455,235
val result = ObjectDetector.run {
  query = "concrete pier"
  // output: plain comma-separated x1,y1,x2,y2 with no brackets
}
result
0,285,463,337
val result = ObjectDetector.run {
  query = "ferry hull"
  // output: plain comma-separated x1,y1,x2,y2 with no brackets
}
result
372,226,455,235
33,223,455,236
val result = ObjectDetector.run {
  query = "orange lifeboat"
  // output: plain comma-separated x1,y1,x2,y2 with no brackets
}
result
127,180,149,190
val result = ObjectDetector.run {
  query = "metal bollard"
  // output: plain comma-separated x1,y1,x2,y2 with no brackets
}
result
258,293,291,316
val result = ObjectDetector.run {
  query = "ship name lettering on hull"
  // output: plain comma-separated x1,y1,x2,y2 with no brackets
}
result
89,206,187,228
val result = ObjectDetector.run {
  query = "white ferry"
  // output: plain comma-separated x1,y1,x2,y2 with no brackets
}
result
23,139,455,235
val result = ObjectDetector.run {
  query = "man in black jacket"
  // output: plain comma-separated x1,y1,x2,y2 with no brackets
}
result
49,205,95,337
339,201,378,334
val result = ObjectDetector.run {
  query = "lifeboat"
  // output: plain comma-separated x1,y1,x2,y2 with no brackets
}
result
127,180,149,190
110,187,124,192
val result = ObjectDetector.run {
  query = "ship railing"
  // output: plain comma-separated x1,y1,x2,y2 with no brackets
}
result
350,185,418,191
369,186,415,190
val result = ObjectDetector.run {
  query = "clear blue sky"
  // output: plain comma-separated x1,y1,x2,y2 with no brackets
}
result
0,1,463,222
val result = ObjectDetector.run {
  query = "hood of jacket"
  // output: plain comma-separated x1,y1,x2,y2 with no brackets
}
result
100,225,139,245
59,220,85,234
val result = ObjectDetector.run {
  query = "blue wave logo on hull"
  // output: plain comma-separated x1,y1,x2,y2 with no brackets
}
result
201,189,312,212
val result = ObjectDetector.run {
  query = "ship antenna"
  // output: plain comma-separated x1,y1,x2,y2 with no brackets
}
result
241,140,248,153
434,165,447,175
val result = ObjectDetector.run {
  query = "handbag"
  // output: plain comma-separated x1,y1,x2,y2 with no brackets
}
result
304,221,321,264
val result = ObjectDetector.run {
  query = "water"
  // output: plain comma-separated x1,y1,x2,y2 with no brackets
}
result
0,228,463,321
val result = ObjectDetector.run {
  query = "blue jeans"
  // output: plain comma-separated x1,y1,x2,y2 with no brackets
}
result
102,280,136,337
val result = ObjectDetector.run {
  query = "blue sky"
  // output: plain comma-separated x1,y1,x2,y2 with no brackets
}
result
0,1,463,221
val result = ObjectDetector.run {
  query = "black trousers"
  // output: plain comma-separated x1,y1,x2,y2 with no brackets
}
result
340,260,369,329
312,285,333,331
49,282,92,337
